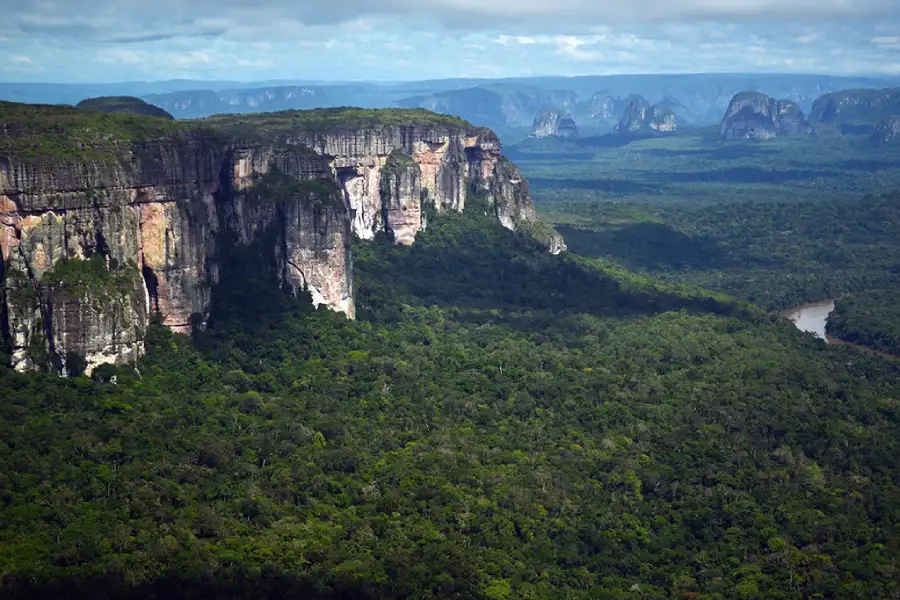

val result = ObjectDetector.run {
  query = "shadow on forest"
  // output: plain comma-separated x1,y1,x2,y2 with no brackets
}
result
556,222,730,271
353,220,745,323
829,158,899,172
641,145,781,160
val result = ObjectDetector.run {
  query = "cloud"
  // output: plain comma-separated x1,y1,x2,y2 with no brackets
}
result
10,56,32,65
0,0,898,82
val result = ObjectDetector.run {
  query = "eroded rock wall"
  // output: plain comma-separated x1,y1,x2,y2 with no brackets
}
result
1,113,560,373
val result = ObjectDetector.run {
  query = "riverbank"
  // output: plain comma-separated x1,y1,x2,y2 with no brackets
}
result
781,298,900,361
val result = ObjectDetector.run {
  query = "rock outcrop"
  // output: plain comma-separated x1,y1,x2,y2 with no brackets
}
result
808,88,900,134
589,91,618,121
720,92,810,140
529,110,579,139
872,116,900,145
656,96,693,124
614,97,677,134
1,104,563,374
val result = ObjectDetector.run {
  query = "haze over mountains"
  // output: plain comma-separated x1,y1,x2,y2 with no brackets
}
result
3,73,899,139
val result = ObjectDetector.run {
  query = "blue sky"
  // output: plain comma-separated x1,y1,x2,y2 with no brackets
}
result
1,0,899,82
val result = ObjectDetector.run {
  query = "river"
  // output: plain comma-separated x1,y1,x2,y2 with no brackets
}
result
781,298,900,360
780,299,836,342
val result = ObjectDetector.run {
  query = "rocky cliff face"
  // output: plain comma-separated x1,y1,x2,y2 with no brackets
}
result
872,116,900,145
721,92,810,140
1,104,562,374
614,98,677,134
529,110,579,139
589,92,618,121
808,88,900,133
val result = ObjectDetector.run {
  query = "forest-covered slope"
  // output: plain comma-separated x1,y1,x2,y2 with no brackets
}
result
2,207,900,599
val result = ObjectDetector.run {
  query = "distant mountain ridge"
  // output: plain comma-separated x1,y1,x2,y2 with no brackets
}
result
3,74,899,137
808,87,900,134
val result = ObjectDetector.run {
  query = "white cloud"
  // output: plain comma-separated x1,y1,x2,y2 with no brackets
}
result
10,55,32,65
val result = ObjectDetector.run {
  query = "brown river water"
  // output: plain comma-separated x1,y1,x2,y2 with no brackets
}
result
780,299,900,360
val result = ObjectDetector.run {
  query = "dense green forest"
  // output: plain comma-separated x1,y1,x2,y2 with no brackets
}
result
828,291,900,356
547,192,900,311
3,207,900,599
510,131,900,207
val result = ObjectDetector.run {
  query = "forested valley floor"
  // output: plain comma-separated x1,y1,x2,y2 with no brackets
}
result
2,205,900,599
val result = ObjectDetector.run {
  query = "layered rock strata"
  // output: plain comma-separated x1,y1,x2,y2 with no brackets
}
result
0,105,563,373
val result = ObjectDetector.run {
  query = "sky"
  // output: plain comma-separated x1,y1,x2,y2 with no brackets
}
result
1,0,899,82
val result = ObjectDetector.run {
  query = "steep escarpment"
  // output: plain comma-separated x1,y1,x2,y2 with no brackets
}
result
614,97,677,134
808,88,900,134
1,103,561,373
203,109,561,247
721,92,810,140
529,109,579,139
872,116,900,145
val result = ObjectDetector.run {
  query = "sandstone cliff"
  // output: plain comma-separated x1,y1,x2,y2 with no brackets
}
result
529,109,579,139
0,103,563,374
808,88,900,134
872,116,900,145
720,92,810,140
614,97,677,134
589,91,618,121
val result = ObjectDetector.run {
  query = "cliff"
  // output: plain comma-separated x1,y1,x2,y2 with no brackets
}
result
872,116,900,145
0,103,563,374
589,91,618,121
529,109,579,139
614,97,677,134
808,88,900,133
720,92,810,140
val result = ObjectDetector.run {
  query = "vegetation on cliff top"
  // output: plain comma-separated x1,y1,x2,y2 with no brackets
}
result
0,102,498,163
0,101,193,161
201,107,487,137
76,96,175,120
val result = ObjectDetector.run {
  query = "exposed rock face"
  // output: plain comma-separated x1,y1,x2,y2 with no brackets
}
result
1,106,562,373
872,116,900,145
590,92,618,121
380,150,423,245
529,109,579,139
656,96,694,124
721,92,810,140
809,88,900,133
614,97,677,134
1,133,226,375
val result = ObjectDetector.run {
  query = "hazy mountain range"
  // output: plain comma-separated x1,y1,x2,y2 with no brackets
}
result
2,73,899,138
